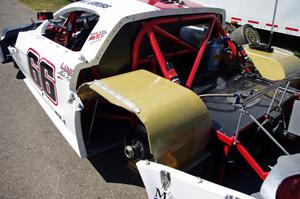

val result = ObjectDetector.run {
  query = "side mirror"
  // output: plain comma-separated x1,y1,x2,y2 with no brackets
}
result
37,12,54,20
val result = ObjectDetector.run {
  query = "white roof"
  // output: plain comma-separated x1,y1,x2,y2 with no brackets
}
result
61,0,159,17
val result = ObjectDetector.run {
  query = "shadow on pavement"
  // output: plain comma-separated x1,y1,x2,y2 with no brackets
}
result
87,145,144,187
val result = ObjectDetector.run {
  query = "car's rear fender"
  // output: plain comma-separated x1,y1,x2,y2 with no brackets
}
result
77,70,212,168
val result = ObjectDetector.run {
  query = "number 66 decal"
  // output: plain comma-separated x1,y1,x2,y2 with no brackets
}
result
27,48,58,105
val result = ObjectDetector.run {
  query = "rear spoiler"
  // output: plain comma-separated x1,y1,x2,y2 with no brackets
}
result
0,22,41,63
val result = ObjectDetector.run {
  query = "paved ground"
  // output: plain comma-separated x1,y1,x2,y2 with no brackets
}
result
0,0,147,198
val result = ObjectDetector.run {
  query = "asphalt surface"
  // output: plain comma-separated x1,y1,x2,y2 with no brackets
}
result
0,0,147,198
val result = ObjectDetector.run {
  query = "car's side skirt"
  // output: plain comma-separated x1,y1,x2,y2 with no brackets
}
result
23,78,87,158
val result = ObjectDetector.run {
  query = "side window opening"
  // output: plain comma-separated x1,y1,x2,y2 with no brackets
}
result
43,11,99,51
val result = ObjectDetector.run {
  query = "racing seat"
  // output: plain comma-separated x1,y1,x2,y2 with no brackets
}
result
179,25,208,48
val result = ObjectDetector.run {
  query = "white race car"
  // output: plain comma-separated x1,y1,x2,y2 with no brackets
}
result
1,0,300,198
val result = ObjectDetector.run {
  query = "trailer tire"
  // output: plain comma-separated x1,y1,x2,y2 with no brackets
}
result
229,24,261,45
224,23,236,34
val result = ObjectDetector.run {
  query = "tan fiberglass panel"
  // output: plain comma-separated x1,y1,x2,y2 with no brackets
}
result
245,46,300,81
78,70,212,168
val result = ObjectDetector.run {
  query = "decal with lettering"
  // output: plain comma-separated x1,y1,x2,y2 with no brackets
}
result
81,1,111,8
154,188,175,199
58,63,73,82
88,30,107,44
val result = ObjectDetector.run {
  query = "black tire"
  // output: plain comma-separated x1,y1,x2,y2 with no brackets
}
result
223,23,237,34
229,24,261,45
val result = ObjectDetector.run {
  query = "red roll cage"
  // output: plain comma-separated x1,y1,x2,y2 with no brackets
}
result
131,13,269,180
131,14,238,88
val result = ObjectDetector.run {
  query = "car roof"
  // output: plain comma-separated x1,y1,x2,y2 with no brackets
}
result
59,0,206,18
59,0,158,16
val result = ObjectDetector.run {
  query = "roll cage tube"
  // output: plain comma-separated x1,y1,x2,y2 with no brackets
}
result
132,14,238,88
47,11,78,47
62,11,77,47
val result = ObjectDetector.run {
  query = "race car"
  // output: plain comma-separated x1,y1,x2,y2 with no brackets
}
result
1,0,300,198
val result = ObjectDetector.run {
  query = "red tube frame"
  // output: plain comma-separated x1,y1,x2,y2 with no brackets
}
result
132,14,238,87
132,13,268,180
152,25,198,54
147,29,171,79
236,142,269,180
216,130,269,180
186,17,215,88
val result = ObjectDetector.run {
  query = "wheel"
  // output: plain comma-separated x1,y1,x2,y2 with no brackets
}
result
229,24,261,45
223,23,237,34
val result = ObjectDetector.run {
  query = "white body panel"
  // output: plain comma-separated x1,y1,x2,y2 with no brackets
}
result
11,30,87,157
9,0,159,158
137,160,255,199
23,78,85,157
9,0,225,157
192,0,300,37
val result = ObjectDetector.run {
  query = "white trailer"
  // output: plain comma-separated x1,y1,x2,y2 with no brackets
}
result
192,0,300,37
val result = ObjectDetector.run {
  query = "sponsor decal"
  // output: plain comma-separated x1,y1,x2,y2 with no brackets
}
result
154,188,167,199
155,171,174,199
154,188,175,199
81,1,111,8
58,63,73,82
88,30,107,44
60,63,74,77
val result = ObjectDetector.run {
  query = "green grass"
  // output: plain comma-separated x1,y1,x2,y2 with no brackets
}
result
18,0,69,12
294,51,300,58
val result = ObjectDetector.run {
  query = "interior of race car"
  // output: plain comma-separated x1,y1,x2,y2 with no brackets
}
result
43,11,99,51
76,13,241,86
77,15,234,150
78,13,238,153
76,13,300,194
76,14,247,145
